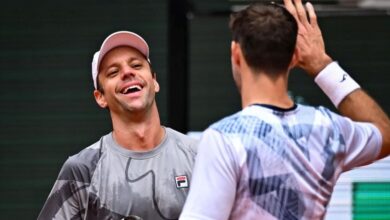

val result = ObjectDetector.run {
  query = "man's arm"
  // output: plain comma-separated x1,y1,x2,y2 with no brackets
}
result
180,129,238,220
37,158,89,220
284,0,390,160
338,90,390,159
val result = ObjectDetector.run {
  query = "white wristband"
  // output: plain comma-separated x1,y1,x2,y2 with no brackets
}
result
314,62,361,107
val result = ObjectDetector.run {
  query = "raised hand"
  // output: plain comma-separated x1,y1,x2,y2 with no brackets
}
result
284,0,332,76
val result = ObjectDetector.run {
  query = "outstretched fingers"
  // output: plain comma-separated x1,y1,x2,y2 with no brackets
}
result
284,0,306,33
305,2,318,29
294,0,310,27
283,0,332,76
284,0,298,19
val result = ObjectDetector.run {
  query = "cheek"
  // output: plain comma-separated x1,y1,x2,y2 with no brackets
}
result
101,78,117,92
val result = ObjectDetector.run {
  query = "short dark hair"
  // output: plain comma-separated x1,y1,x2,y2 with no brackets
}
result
229,3,298,75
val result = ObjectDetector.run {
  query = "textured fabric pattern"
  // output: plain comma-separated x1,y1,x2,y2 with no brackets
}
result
180,104,381,220
38,127,198,220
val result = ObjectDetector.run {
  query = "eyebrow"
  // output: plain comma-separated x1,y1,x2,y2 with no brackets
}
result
103,57,143,71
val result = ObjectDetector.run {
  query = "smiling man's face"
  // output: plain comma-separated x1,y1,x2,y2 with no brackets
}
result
93,46,159,115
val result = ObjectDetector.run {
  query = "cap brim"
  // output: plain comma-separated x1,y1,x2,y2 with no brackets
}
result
98,31,149,68
91,31,150,89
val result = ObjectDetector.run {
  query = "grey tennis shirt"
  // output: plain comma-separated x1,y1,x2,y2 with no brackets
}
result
38,127,198,220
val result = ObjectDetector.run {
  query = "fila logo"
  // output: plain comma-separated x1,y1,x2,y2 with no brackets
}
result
175,175,189,188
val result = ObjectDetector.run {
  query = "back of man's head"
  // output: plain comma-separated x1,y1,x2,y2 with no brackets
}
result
229,3,297,76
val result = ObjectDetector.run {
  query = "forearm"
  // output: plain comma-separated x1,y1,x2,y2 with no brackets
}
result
338,89,390,159
314,62,390,160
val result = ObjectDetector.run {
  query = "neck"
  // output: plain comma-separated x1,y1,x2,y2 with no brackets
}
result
110,104,164,151
241,69,294,109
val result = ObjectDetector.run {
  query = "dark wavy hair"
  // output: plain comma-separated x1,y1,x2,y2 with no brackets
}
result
229,3,298,76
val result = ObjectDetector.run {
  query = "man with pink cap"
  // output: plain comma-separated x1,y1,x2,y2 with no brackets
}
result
38,31,198,220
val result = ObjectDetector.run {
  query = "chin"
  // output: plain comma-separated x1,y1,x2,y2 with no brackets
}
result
127,102,154,113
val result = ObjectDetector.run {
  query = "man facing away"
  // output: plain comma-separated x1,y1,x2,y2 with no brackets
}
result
180,0,390,219
38,31,197,219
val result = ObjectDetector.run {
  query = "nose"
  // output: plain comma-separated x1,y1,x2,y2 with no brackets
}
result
120,64,135,80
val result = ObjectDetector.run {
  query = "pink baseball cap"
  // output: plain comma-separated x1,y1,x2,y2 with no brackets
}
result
91,31,150,89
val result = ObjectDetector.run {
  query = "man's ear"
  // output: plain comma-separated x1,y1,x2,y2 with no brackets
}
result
154,80,160,93
289,47,299,70
153,73,160,93
231,41,241,67
93,90,108,108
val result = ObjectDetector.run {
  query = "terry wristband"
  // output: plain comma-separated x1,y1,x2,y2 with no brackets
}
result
314,62,361,107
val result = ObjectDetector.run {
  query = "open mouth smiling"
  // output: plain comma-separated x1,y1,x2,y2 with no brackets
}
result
121,84,143,94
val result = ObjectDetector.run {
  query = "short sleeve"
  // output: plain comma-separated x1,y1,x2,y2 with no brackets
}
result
329,110,382,171
37,157,90,220
180,128,239,220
